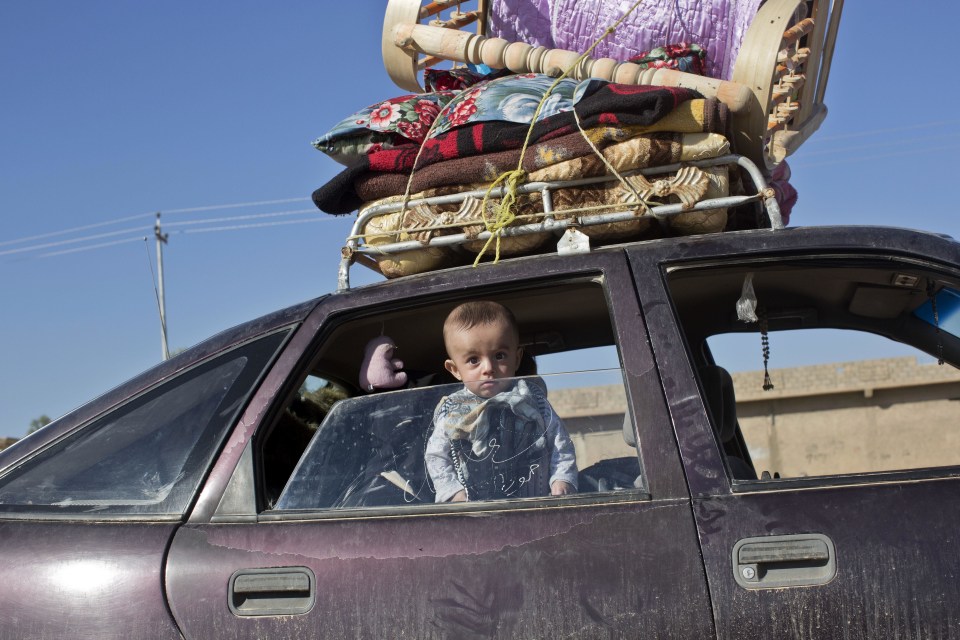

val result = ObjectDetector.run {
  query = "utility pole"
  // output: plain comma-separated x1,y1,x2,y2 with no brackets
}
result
155,212,170,360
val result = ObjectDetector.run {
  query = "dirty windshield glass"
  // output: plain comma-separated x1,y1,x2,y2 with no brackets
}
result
0,331,288,516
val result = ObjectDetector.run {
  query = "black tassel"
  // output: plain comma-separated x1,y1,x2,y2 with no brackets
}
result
760,307,774,390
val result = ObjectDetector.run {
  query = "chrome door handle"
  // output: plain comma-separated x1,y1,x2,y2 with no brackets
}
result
229,567,316,616
733,534,836,589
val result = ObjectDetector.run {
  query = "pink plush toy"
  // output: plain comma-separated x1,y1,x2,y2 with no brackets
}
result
359,336,408,392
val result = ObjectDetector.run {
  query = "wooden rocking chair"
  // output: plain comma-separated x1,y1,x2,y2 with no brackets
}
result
381,0,844,172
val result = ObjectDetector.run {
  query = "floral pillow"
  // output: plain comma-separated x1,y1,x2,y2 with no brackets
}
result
429,73,584,138
314,72,594,167
312,91,457,166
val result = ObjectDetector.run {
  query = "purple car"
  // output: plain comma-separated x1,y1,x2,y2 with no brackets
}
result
1,225,958,639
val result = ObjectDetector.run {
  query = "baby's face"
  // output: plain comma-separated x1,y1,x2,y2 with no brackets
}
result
444,320,522,398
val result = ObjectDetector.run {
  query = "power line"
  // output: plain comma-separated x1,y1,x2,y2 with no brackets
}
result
180,217,329,234
3,208,334,257
1,196,311,248
0,225,149,257
0,212,154,248
164,208,318,228
39,236,147,258
797,132,960,158
791,144,960,169
810,120,960,144
13,216,342,260
163,197,310,215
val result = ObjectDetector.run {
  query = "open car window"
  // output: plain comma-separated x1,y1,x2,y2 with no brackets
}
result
709,328,960,479
667,257,960,483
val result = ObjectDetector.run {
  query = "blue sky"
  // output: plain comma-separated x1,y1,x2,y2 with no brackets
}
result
2,1,959,438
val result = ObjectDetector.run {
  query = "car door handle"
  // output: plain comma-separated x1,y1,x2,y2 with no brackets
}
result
229,567,316,616
732,534,836,589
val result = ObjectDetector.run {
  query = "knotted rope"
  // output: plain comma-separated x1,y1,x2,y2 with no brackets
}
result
471,0,649,265
378,0,650,263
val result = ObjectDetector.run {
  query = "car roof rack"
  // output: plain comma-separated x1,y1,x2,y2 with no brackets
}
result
338,153,781,291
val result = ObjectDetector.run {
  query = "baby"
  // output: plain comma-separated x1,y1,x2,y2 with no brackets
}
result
425,301,578,502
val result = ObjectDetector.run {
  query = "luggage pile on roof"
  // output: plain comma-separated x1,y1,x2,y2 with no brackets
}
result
313,0,841,281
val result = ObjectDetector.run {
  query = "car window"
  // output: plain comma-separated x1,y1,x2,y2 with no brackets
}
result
667,258,960,483
262,374,349,506
262,279,645,514
274,367,638,511
0,330,289,516
536,346,636,480
709,328,960,479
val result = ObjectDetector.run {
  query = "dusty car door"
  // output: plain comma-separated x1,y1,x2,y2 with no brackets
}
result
164,250,716,639
629,228,960,639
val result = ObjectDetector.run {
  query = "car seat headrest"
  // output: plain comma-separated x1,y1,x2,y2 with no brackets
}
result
622,412,636,447
699,365,737,443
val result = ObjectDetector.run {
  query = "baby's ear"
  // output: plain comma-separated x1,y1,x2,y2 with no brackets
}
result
444,358,462,381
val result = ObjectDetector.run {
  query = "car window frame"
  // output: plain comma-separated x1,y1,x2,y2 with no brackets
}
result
196,249,689,525
643,248,960,497
265,279,647,519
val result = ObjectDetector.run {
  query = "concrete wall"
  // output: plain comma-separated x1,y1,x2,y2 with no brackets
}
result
549,385,632,469
550,356,960,478
732,357,960,477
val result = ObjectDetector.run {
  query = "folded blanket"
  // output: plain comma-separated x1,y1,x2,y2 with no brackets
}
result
355,128,669,203
314,83,701,214
525,131,729,184
375,82,698,173
359,133,732,277
353,99,728,202
385,132,727,208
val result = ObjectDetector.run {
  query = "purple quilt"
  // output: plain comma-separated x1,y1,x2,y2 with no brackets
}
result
488,0,763,81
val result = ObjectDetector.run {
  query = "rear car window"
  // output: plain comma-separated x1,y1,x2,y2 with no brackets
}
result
667,258,960,483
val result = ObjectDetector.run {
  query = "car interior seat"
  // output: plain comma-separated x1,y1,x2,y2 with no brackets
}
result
699,364,756,480
576,412,645,493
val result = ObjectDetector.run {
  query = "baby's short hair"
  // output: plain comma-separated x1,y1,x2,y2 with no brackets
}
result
443,301,519,347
